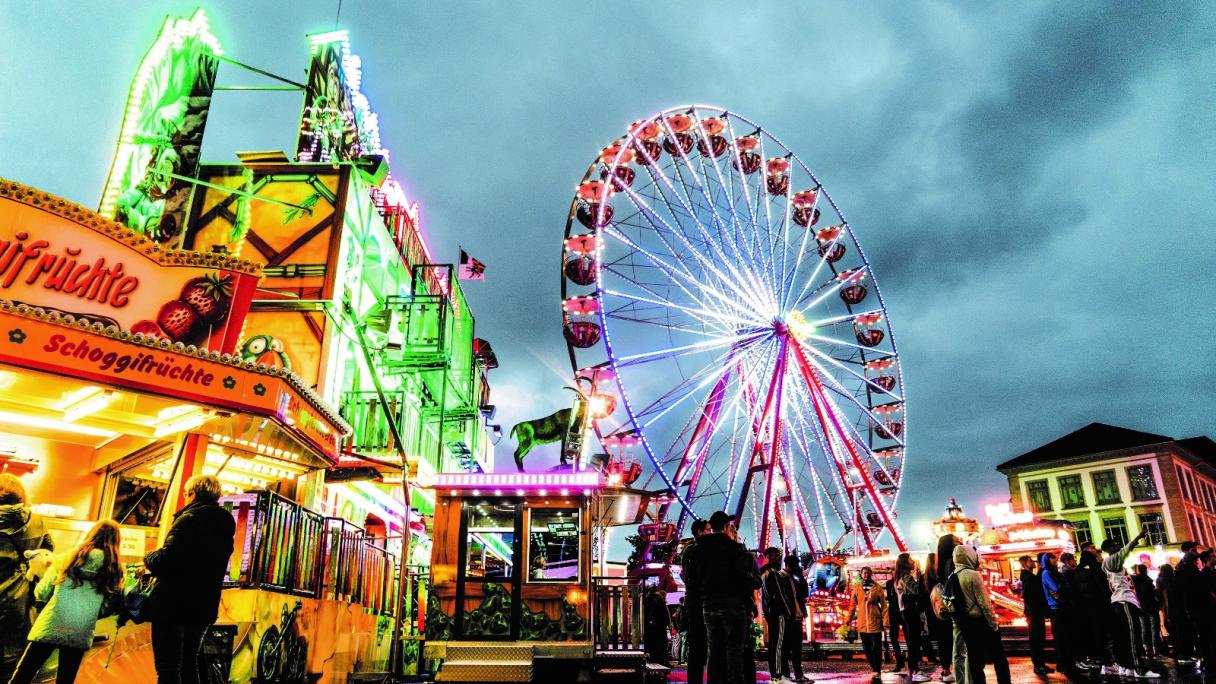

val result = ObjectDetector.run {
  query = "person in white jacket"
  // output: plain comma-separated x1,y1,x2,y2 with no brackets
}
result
1100,527,1159,679
951,545,1010,684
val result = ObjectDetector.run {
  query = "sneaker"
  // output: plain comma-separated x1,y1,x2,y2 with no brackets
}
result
872,676,883,684
1076,661,1094,671
1137,671,1162,679
912,673,931,682
940,672,955,682
1033,666,1054,675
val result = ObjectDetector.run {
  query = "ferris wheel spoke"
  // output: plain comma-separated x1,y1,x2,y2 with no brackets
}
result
787,230,852,314
793,263,872,317
720,115,777,304
788,404,854,534
601,224,755,323
631,341,762,430
779,185,826,312
613,330,766,368
799,341,904,403
752,134,785,302
659,115,775,315
807,308,884,329
610,183,772,315
601,287,758,332
804,332,896,359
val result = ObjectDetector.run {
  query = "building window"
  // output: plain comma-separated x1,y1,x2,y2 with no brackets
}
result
1127,465,1159,501
1138,512,1168,546
1189,513,1204,545
1058,475,1086,509
1072,519,1093,549
464,501,517,580
1177,465,1191,501
1092,470,1122,506
1102,514,1129,548
1026,479,1053,513
526,508,581,582
1185,470,1198,502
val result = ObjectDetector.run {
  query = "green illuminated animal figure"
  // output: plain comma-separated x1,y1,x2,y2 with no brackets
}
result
510,388,588,471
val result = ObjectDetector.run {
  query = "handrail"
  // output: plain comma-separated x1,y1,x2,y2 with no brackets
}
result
591,576,643,651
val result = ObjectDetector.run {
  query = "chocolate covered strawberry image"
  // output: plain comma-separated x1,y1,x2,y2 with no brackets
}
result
157,300,200,341
145,272,235,343
179,273,233,324
130,320,165,337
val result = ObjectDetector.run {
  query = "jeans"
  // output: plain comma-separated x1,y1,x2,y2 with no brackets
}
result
1111,601,1148,674
927,612,953,672
151,620,209,684
957,617,1010,684
1026,612,1047,669
705,603,750,684
686,605,707,684
952,622,969,684
887,618,905,667
8,641,84,684
901,608,922,672
861,632,884,674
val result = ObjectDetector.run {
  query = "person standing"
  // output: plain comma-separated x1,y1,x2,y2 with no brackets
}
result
680,519,710,684
936,534,966,684
683,511,759,684
760,547,802,684
1155,562,1181,660
1073,548,1114,671
894,553,928,681
784,554,810,683
884,574,906,672
923,552,955,683
644,586,670,664
850,567,888,684
1170,542,1201,664
0,474,53,682
8,520,123,684
1047,552,1078,677
1132,564,1160,657
1184,547,1216,683
1016,555,1051,675
145,475,236,684
952,545,1010,684
1100,528,1157,679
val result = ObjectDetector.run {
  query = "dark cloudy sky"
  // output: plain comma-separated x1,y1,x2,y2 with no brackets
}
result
2,2,1213,548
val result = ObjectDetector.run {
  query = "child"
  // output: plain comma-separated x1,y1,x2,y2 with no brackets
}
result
9,520,122,684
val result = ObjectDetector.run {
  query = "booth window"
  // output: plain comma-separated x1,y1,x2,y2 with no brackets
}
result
527,508,580,582
1071,519,1093,549
464,502,516,580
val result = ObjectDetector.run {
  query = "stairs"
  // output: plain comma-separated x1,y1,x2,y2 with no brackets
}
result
434,643,533,683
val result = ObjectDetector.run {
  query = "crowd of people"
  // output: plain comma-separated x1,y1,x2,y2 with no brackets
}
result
1014,525,1216,682
0,473,235,684
670,511,812,684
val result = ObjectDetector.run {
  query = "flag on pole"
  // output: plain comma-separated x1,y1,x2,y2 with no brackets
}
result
458,248,486,280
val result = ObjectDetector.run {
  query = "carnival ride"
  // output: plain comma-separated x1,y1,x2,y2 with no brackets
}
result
559,106,908,558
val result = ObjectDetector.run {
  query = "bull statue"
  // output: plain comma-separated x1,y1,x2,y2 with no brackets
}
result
510,388,588,471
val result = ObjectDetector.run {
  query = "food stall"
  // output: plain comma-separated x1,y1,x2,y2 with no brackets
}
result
975,503,1075,625
0,180,415,683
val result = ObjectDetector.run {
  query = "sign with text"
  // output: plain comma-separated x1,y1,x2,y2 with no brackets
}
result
0,180,259,354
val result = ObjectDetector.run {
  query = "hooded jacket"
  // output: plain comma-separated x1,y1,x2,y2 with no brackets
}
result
0,503,53,660
1073,550,1112,610
1101,537,1140,607
849,578,887,633
952,544,998,630
1039,553,1066,612
28,548,112,650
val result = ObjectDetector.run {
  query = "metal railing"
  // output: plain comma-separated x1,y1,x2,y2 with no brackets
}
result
592,576,644,651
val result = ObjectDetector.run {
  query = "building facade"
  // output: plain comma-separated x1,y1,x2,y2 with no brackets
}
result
997,423,1216,555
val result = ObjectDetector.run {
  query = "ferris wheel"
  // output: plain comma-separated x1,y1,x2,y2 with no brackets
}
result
560,105,907,555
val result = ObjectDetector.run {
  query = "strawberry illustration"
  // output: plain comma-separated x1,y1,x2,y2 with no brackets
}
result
180,273,233,324
130,320,165,338
157,300,200,342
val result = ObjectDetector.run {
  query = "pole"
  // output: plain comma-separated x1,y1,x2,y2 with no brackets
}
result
351,313,412,676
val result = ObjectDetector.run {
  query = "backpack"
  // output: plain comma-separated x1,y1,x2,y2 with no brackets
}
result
933,571,964,619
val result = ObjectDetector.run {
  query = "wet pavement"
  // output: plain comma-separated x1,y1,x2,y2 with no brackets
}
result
665,656,1207,683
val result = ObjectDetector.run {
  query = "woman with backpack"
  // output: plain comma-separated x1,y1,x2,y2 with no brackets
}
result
935,534,967,684
895,553,929,682
923,552,955,682
8,519,122,684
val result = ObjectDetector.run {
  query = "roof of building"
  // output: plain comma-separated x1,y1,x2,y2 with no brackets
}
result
1177,436,1216,468
996,422,1173,472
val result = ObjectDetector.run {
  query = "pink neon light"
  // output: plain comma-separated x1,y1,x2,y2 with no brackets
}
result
433,471,602,489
